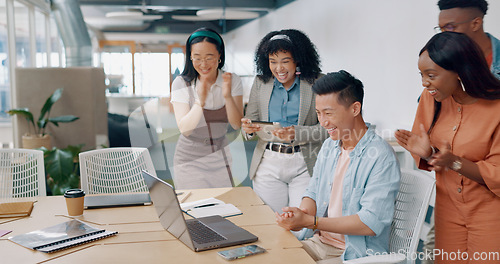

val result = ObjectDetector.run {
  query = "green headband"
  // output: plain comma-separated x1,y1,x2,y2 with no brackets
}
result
188,31,223,46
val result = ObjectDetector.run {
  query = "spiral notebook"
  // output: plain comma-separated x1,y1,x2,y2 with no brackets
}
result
9,219,117,253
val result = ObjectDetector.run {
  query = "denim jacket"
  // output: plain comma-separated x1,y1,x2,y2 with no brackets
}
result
488,33,500,80
297,126,401,261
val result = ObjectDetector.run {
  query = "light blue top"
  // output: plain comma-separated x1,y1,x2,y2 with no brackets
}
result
268,77,300,127
297,125,401,261
487,33,500,80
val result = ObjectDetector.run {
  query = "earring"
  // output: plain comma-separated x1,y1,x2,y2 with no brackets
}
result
459,79,466,92
295,66,301,75
218,59,222,63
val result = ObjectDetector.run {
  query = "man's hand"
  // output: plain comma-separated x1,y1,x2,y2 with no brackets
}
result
275,206,314,231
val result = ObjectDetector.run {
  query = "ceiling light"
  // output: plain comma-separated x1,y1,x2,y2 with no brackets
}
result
171,15,211,21
105,11,162,20
196,9,260,20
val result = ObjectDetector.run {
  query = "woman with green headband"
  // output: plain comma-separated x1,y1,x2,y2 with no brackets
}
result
170,27,243,189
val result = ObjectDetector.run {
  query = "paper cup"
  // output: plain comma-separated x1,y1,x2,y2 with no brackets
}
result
64,189,85,216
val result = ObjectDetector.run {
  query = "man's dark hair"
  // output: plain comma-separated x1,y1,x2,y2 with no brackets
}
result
312,70,364,111
438,0,488,15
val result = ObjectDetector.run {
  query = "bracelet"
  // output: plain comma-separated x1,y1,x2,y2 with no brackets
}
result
424,146,437,161
312,216,318,230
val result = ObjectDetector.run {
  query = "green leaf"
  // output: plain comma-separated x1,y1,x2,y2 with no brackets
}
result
44,148,74,184
66,144,84,159
39,88,63,123
7,108,36,131
43,144,82,195
49,115,79,123
37,119,48,130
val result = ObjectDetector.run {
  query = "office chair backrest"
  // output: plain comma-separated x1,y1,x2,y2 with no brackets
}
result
0,149,46,199
390,169,435,264
79,147,156,194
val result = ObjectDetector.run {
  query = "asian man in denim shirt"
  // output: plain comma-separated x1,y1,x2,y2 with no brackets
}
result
276,70,401,263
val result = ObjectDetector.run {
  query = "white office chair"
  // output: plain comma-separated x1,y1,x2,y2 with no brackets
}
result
0,149,46,199
344,169,435,264
79,147,156,194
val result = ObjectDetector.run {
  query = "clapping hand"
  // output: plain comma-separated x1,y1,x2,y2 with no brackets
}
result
428,143,457,172
394,124,432,159
196,79,210,108
222,72,232,99
275,207,310,231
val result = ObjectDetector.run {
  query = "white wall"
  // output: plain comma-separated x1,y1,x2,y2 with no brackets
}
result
223,0,500,139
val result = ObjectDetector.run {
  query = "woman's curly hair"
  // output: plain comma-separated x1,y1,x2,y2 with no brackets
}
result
254,29,321,84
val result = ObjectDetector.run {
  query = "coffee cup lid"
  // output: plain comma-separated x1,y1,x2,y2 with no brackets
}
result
64,189,85,198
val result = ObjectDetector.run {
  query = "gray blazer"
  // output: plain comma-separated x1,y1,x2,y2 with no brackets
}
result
244,76,328,180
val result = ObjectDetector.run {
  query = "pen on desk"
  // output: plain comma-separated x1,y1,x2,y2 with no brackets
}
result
176,192,184,196
193,203,217,209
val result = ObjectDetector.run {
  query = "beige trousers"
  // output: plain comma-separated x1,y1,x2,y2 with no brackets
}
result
301,235,344,264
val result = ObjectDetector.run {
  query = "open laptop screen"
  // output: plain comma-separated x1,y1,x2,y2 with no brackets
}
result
142,171,195,250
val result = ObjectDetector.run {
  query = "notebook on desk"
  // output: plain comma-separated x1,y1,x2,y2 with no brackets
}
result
84,192,151,209
141,170,258,252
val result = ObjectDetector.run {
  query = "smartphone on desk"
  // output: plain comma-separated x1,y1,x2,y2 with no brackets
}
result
217,244,266,260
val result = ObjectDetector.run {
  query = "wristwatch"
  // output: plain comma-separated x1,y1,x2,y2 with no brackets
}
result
451,158,463,171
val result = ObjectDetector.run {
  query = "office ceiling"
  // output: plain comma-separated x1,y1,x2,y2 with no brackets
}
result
80,0,295,34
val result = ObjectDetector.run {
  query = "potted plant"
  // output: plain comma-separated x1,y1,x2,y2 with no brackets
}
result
7,88,79,149
41,144,83,195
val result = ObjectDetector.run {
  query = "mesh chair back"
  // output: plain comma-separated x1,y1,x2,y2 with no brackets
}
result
79,147,156,194
0,149,46,199
390,169,435,264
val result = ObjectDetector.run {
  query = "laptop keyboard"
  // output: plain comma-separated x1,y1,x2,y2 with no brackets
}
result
186,220,227,244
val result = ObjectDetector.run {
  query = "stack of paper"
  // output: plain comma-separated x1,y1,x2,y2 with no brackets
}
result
0,201,34,218
180,198,242,218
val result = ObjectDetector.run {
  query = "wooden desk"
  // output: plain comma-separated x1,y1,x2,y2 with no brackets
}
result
0,187,314,264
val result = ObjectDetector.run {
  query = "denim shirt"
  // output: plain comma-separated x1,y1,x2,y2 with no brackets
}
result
488,33,500,80
298,125,401,261
268,77,300,127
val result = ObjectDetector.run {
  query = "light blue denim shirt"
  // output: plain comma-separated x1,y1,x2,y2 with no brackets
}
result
298,125,401,261
487,33,500,80
268,77,300,126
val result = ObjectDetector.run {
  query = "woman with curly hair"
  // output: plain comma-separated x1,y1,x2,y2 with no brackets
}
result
242,29,328,213
170,27,243,189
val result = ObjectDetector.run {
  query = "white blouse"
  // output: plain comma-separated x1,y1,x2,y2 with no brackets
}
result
170,70,243,110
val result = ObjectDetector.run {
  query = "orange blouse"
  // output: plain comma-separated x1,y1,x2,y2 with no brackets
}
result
412,89,500,205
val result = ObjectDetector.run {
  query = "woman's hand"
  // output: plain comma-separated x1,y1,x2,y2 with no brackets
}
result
395,124,432,159
196,79,211,108
241,118,262,134
272,126,295,141
428,143,456,172
222,72,232,99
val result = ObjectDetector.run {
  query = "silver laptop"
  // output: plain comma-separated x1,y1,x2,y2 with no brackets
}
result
141,170,258,252
84,192,151,209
